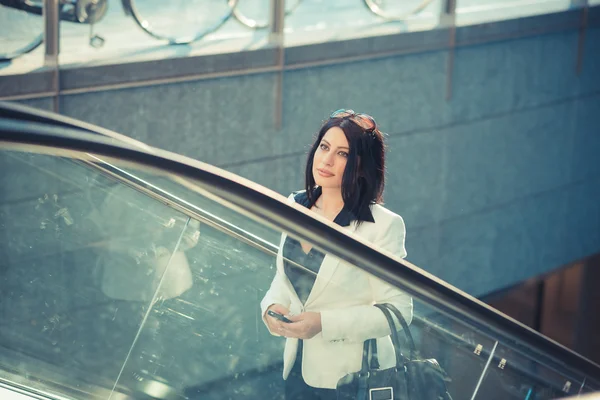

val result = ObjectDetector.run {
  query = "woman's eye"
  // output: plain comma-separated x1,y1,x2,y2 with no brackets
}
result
338,151,348,157
320,144,328,150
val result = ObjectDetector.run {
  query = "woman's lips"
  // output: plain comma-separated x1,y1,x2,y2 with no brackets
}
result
317,169,334,177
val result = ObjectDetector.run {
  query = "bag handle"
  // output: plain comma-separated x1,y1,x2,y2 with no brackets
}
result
357,303,414,372
359,339,380,374
374,303,404,368
380,303,417,361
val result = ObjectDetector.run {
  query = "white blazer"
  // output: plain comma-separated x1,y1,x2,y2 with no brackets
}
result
260,193,413,389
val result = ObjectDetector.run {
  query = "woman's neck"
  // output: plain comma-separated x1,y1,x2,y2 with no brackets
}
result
315,187,345,220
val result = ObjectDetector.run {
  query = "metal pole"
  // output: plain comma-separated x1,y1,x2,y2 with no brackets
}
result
269,0,285,47
438,0,456,27
442,0,457,100
43,0,60,112
575,0,589,75
270,0,285,130
43,0,60,67
469,341,499,400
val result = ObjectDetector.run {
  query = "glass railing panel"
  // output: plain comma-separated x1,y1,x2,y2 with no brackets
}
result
105,191,500,399
0,149,191,398
2,128,599,400
581,379,600,394
455,0,575,25
410,300,498,400
83,156,282,245
57,0,248,69
284,0,442,48
108,210,284,399
473,342,585,400
233,0,281,30
0,0,44,71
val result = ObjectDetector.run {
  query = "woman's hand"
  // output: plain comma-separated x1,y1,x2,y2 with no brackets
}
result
265,304,291,335
281,312,322,340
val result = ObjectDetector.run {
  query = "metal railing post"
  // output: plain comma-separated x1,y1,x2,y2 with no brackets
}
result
269,0,285,47
441,0,457,100
43,0,60,112
575,0,589,75
270,0,285,130
43,0,60,67
438,0,456,27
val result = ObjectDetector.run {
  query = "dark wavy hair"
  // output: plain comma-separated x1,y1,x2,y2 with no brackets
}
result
304,114,386,222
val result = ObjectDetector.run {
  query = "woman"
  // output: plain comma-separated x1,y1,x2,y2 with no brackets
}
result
260,109,413,400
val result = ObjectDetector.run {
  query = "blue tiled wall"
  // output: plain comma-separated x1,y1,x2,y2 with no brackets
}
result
18,28,600,298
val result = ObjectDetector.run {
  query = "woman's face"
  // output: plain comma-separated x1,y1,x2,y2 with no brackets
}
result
312,127,350,190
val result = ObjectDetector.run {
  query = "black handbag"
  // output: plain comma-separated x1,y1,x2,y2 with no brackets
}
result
336,303,453,400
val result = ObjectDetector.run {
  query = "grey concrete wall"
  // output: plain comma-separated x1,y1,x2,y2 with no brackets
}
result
10,16,600,298
19,27,596,298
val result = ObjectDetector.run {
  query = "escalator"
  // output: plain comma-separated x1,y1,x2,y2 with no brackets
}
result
0,101,599,400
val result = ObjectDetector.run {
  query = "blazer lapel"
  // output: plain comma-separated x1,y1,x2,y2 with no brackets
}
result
304,221,359,307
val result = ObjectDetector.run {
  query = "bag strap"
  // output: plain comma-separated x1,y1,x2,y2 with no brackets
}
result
381,303,417,361
358,303,414,372
360,340,370,373
360,339,380,373
374,303,404,368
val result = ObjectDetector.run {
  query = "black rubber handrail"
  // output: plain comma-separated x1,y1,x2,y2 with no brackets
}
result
0,101,151,150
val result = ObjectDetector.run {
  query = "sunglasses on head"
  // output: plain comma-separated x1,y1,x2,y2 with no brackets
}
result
330,109,377,132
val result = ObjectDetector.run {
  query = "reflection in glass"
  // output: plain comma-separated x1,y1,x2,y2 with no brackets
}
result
94,182,198,302
233,0,302,29
410,301,497,400
1,142,598,400
112,209,283,399
0,150,191,398
95,158,281,245
455,0,575,25
474,343,584,400
363,0,436,21
0,0,44,61
127,0,236,43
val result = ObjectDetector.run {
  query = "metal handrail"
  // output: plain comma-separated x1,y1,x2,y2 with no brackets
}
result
75,156,318,277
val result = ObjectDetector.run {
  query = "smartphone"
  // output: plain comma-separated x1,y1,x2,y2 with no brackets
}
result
267,310,292,323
